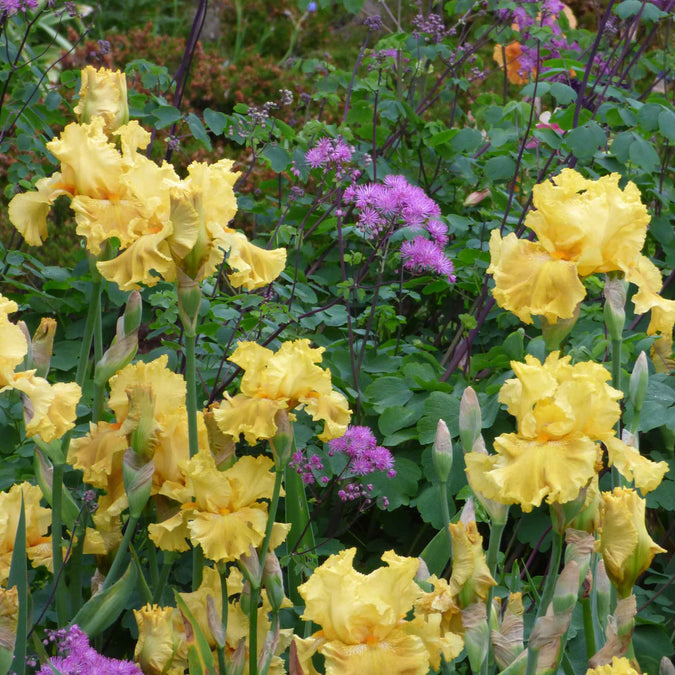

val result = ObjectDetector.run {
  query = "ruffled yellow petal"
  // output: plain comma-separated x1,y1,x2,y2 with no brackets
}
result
8,174,72,246
258,339,331,400
96,229,176,290
488,231,585,324
67,421,127,488
526,169,649,277
465,433,598,512
188,506,268,563
0,483,52,584
302,388,352,441
108,355,186,421
405,614,464,670
299,548,422,645
148,510,191,553
215,339,352,444
604,436,668,494
184,158,239,226
212,393,286,444
114,120,152,158
626,256,675,373
318,628,432,675
46,118,124,199
221,230,287,290
11,373,80,442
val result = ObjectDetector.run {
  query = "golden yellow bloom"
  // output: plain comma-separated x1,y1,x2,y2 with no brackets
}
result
605,436,668,495
0,294,80,441
586,656,640,675
181,566,292,674
74,66,129,134
69,355,207,503
489,169,653,325
0,483,52,584
9,112,285,291
135,568,291,675
213,339,351,444
134,603,188,675
149,450,289,562
597,488,665,598
464,352,664,512
11,372,80,442
295,548,463,675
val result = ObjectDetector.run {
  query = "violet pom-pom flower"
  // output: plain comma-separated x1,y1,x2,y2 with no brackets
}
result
400,236,456,281
38,625,142,675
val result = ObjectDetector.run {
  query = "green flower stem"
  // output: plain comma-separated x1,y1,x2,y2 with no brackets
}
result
248,590,259,675
525,529,564,675
67,516,87,616
101,514,139,592
260,470,284,568
185,332,199,458
94,302,103,363
75,276,102,388
481,521,506,675
153,552,175,604
439,480,453,551
92,382,105,423
249,468,284,675
610,337,623,488
217,565,229,675
582,595,596,659
51,462,68,626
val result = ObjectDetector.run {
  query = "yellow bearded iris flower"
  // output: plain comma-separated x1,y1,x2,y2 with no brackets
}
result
0,483,52,584
597,488,665,598
9,67,286,291
0,293,80,442
135,567,291,675
213,339,351,444
68,355,208,506
465,353,666,512
148,450,289,562
295,548,463,675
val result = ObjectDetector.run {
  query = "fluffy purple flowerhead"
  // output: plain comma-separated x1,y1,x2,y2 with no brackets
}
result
38,625,142,675
400,236,455,281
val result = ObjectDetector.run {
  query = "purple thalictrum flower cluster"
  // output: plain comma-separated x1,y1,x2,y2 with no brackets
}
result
0,0,37,12
37,625,142,675
302,136,355,180
290,425,395,506
343,174,456,281
412,11,450,43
